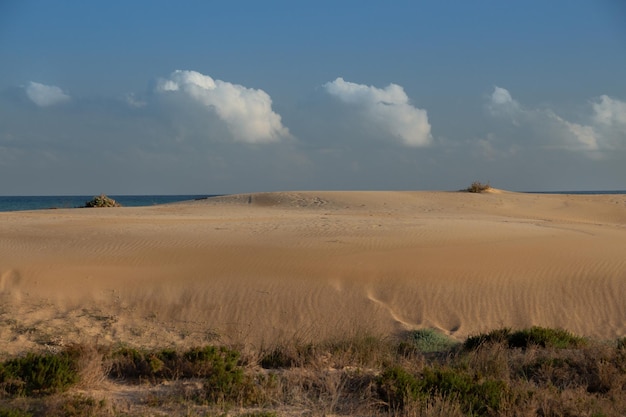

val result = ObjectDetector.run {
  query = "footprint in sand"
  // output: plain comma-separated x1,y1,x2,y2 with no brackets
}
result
366,289,420,329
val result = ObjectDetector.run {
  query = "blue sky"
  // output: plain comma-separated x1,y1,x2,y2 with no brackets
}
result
1,1,625,194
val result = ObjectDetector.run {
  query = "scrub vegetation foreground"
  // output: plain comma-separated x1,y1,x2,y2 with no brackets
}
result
1,327,626,417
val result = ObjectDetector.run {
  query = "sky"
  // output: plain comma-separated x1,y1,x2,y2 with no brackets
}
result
0,1,625,195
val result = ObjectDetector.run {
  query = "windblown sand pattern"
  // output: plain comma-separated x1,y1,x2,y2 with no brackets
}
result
1,190,625,355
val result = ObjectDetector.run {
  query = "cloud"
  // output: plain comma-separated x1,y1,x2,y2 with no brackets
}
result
487,86,626,155
125,93,146,108
156,70,290,143
487,86,521,120
25,81,70,107
323,77,432,147
592,95,626,126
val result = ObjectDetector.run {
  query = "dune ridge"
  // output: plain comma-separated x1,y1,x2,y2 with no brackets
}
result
1,190,625,355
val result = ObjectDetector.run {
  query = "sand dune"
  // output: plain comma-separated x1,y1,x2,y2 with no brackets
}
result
1,190,625,355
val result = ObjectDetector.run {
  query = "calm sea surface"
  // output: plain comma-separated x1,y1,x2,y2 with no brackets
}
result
0,191,624,213
0,195,217,212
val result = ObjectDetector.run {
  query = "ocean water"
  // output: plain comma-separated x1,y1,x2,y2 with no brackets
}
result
0,191,624,213
0,195,216,212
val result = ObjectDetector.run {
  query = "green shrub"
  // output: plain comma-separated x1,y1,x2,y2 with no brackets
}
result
377,366,424,409
378,365,509,415
0,351,79,397
421,367,508,416
199,347,245,403
399,329,459,354
109,345,251,404
464,328,512,350
507,327,586,349
84,194,121,207
464,327,586,351
110,345,243,381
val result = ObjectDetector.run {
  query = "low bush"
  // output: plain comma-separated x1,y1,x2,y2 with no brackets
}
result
466,181,491,193
377,366,423,409
109,345,254,404
508,326,586,349
109,345,243,382
0,351,79,397
378,365,509,416
463,328,512,350
398,328,459,354
464,327,586,350
421,367,509,416
84,194,121,208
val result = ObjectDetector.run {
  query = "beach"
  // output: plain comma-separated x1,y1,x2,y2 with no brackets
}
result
1,190,625,356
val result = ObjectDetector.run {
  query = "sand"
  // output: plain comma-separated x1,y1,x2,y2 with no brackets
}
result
1,190,625,356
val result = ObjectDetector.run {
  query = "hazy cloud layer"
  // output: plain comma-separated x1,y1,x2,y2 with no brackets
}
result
487,86,626,155
156,70,290,143
25,82,70,107
323,78,432,147
2,75,624,194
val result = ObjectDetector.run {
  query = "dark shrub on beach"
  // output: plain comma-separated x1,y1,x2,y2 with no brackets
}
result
84,194,121,207
465,181,491,193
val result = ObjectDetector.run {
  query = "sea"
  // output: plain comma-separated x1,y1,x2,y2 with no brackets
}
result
0,191,624,213
0,195,217,212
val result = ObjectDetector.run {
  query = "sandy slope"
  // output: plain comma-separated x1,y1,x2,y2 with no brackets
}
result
1,190,625,355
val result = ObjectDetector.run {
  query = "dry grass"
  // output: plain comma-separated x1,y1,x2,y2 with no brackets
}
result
465,181,491,193
1,328,625,416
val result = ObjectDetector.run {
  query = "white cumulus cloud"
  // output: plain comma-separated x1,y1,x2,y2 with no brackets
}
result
323,77,432,147
486,86,626,155
25,82,70,107
156,70,290,144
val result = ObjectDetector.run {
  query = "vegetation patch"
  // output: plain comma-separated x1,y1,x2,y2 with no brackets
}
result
464,326,586,350
1,328,625,416
465,181,491,193
378,365,509,415
0,351,79,397
84,194,121,208
398,328,459,354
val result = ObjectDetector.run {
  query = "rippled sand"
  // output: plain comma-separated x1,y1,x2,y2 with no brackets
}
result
1,190,625,355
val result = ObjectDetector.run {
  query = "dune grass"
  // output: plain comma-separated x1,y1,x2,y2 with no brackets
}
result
465,181,491,193
1,327,625,416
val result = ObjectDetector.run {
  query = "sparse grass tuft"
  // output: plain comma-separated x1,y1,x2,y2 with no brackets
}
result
465,181,491,193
